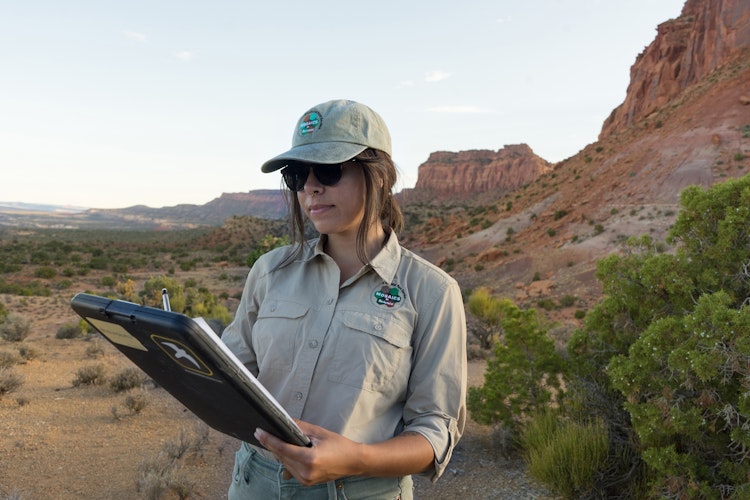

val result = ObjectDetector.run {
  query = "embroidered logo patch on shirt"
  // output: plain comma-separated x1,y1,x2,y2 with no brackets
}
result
373,284,404,309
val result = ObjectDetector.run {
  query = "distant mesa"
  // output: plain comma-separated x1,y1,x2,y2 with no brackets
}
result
399,144,552,203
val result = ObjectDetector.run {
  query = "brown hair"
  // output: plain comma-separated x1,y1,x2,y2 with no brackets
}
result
282,148,403,264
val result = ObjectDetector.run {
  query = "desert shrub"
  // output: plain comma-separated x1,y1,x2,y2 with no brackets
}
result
567,175,750,498
85,340,105,358
135,452,174,500
124,391,149,414
522,411,609,499
0,278,48,296
246,234,290,269
468,292,566,435
135,425,208,499
33,266,57,279
163,424,210,461
536,298,556,311
55,323,83,339
115,278,138,302
79,318,95,334
136,453,195,500
559,295,577,308
0,314,31,342
110,367,146,392
142,276,185,312
466,288,503,349
0,351,17,369
55,279,72,290
101,275,116,287
183,286,232,327
609,291,750,499
553,209,567,220
72,364,107,386
88,256,108,270
0,368,23,398
17,344,38,361
442,258,455,273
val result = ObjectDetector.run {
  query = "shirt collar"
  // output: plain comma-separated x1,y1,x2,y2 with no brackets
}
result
310,232,401,284
369,231,401,284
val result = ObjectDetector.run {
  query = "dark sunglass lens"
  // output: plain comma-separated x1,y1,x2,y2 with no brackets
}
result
281,163,344,191
312,165,343,186
281,165,307,191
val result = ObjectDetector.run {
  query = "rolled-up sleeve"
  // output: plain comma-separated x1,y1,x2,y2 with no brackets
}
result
402,277,467,481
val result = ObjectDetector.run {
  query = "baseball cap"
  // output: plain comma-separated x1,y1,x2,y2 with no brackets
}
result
261,99,392,173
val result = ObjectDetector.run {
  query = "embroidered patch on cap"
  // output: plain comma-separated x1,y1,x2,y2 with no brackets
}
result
372,284,404,309
299,111,322,136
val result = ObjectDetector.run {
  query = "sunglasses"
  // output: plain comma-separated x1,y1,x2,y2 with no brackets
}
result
281,161,348,192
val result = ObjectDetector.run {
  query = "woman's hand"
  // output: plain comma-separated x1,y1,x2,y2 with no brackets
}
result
254,420,434,486
255,420,364,485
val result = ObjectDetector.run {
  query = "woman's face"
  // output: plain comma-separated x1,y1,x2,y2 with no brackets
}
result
296,162,366,238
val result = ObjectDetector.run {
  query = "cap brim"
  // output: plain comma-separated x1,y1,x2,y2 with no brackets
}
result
261,142,367,173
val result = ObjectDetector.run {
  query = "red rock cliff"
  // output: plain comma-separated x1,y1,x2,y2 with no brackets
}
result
600,0,750,138
411,144,552,196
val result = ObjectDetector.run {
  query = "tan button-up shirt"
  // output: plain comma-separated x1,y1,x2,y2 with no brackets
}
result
222,232,467,480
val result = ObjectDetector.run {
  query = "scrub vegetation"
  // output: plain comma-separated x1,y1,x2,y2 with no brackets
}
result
468,175,750,499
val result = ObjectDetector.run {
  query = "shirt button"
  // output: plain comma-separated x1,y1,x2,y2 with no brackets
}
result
295,392,303,400
327,297,334,305
309,340,319,348
375,323,383,331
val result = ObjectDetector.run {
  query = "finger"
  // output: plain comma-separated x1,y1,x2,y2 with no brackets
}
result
255,427,283,451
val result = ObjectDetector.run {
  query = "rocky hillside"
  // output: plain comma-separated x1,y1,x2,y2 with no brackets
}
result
601,0,750,137
407,0,750,322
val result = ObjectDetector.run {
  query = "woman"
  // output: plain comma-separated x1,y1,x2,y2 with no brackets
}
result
223,99,467,499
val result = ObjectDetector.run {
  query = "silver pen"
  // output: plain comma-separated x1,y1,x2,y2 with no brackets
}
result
162,288,171,311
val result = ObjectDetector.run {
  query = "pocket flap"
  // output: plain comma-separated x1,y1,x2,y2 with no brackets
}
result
342,311,412,348
257,300,308,320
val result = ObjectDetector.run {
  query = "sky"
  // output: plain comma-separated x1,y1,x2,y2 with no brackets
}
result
0,0,687,209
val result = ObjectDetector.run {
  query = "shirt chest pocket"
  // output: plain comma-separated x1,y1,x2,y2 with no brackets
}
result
328,311,413,393
253,300,309,374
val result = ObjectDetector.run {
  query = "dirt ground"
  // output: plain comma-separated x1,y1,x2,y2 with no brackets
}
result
0,292,557,500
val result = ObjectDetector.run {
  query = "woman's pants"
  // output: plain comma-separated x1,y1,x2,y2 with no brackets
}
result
228,441,414,500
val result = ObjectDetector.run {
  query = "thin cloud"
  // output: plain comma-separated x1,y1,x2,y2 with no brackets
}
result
425,105,493,114
397,80,416,88
122,30,147,42
176,50,193,62
425,70,452,83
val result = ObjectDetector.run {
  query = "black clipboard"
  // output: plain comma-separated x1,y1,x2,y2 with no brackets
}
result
70,292,311,448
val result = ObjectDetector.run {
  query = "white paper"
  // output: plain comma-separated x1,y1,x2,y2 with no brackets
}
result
191,317,299,426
